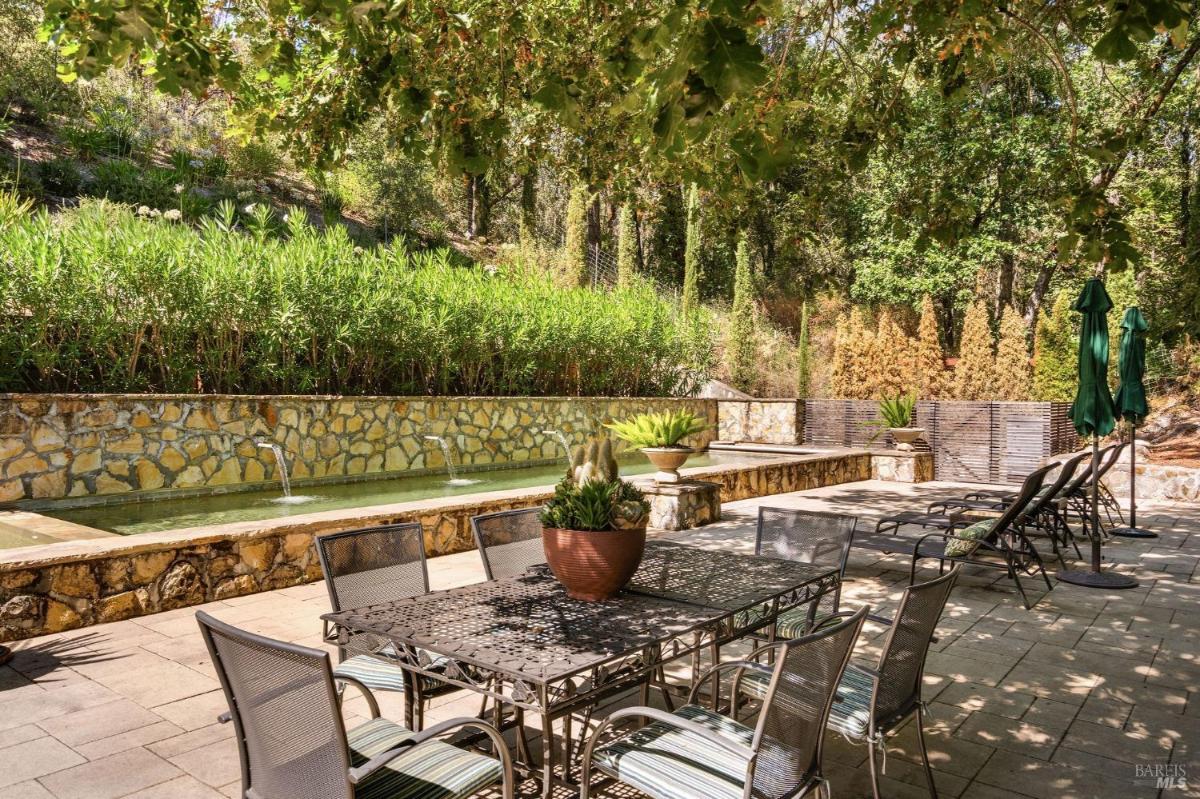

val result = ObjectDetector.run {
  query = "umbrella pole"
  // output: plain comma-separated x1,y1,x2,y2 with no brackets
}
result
1113,421,1156,538
1058,435,1139,589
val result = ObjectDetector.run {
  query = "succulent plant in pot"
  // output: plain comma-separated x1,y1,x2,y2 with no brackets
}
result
605,410,709,483
540,437,651,601
865,392,925,450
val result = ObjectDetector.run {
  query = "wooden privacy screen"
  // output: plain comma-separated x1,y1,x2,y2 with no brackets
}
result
802,400,1077,483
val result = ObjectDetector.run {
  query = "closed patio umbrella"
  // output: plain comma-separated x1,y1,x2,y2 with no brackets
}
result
1112,307,1155,538
1058,278,1138,589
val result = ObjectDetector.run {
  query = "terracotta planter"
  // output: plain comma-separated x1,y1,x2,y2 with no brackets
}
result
889,427,926,451
641,446,693,483
542,526,647,601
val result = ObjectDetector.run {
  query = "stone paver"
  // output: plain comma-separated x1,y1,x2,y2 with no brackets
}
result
0,479,1195,799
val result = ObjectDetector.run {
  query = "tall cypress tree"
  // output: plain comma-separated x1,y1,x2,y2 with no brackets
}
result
994,305,1033,400
913,295,946,399
1033,289,1078,401
796,301,811,398
616,204,638,288
563,185,589,287
727,233,757,392
951,298,996,400
830,313,852,398
681,184,701,314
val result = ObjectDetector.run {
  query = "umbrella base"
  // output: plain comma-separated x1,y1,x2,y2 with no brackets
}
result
1111,526,1156,539
0,646,11,666
1057,569,1139,589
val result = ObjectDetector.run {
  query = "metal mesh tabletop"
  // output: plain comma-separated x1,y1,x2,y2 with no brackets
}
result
323,570,721,685
627,540,834,609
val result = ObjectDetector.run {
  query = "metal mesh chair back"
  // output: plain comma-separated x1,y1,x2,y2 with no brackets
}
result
984,461,1056,536
756,508,855,614
1064,443,1118,496
750,606,867,799
471,507,546,580
197,611,352,799
316,523,429,612
1031,450,1089,512
870,567,959,727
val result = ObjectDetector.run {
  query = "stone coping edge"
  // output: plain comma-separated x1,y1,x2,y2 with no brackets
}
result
0,451,857,570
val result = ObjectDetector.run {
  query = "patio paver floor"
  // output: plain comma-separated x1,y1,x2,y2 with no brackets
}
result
1,479,1196,799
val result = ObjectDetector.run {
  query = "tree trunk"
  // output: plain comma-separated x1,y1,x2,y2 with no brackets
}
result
1024,262,1057,329
464,174,476,238
520,169,537,238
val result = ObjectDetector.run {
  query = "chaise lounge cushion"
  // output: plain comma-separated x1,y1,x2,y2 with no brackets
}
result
942,520,993,558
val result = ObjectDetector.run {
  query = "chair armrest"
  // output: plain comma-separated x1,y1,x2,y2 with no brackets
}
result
333,674,381,719
347,717,511,785
688,659,776,705
809,610,894,632
586,707,755,762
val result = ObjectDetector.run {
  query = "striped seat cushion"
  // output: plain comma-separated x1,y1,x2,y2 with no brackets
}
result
591,704,752,799
348,718,503,799
734,602,821,638
739,663,876,740
335,647,457,694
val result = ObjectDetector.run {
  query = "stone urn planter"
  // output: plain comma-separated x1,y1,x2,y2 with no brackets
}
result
641,446,693,483
542,526,647,601
889,427,926,451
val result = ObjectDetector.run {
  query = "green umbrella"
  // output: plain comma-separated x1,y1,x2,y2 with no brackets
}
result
1113,307,1148,424
1059,278,1137,589
1112,307,1154,538
1069,278,1115,439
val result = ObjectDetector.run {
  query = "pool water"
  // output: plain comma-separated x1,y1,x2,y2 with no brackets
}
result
46,451,775,535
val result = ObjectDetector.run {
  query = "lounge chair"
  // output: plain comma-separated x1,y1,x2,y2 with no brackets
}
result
927,450,1090,564
852,462,1056,608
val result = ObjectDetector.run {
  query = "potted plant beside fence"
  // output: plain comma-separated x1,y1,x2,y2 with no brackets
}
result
541,437,651,601
605,409,709,483
867,392,925,451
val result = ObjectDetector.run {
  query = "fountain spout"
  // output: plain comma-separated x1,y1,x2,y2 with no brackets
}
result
422,435,461,482
538,429,573,468
256,441,292,498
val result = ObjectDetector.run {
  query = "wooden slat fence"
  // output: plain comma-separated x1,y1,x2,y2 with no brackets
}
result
802,400,1076,483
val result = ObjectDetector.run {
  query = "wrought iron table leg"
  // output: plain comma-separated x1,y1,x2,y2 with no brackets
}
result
539,687,555,799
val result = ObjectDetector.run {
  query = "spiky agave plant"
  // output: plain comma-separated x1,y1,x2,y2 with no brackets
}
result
604,409,709,450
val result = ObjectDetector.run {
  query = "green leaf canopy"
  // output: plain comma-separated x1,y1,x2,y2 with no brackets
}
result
1070,278,1117,439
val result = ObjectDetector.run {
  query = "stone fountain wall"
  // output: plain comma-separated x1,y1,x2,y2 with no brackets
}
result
0,395,718,503
0,451,869,641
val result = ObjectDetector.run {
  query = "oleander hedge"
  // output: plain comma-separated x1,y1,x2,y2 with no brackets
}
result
0,196,714,396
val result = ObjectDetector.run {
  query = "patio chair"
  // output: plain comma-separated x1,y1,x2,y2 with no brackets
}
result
196,611,513,799
747,507,858,638
578,606,868,799
316,523,456,730
470,506,546,580
852,462,1055,608
926,450,1090,564
739,568,959,799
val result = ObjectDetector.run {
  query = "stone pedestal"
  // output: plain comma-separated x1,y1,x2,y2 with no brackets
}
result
632,479,722,531
870,451,934,483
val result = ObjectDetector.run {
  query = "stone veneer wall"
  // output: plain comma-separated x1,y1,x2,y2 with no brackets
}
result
0,395,717,503
0,452,868,641
717,400,804,445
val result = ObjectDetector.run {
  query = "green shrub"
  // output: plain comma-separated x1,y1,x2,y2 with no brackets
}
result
0,199,713,396
37,157,82,196
83,162,192,213
229,140,282,181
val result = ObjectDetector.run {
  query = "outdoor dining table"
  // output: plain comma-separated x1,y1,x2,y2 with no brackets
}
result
322,539,840,797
